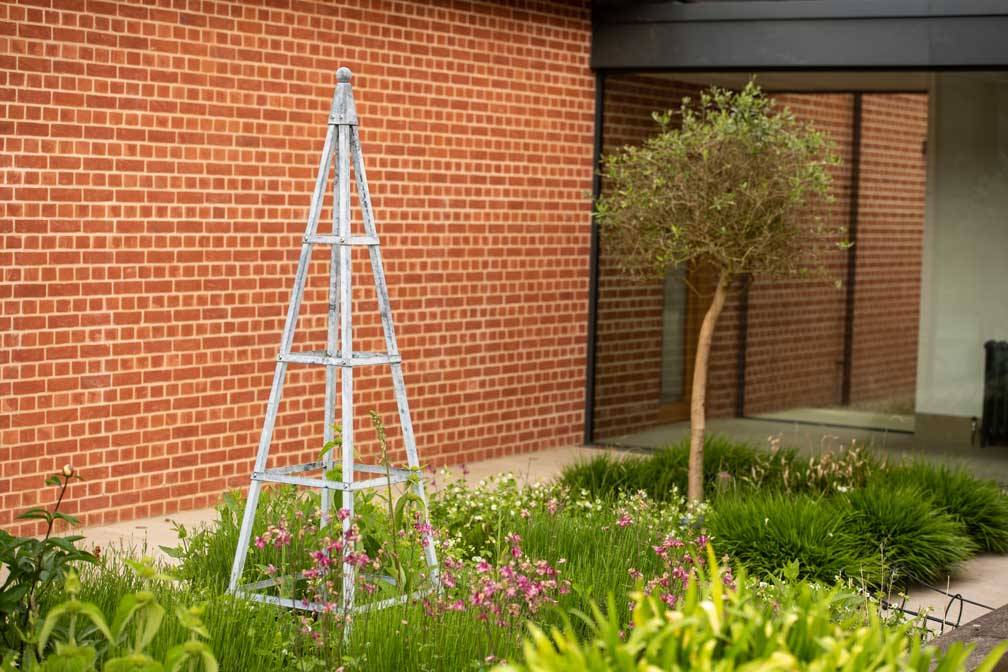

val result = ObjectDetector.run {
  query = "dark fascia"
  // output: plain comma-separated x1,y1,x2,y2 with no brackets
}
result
592,0,1008,71
594,0,1008,24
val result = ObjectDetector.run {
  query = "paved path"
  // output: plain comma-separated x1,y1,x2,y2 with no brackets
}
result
79,444,1008,626
899,555,1008,632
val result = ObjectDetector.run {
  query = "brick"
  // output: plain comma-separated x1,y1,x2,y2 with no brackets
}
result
2,0,594,534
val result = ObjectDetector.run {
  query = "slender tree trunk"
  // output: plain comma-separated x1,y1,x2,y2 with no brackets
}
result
687,270,732,502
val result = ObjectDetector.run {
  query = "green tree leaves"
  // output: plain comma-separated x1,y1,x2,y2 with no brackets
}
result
596,80,842,283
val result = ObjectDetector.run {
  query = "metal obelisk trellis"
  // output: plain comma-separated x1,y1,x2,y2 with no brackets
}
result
228,67,439,614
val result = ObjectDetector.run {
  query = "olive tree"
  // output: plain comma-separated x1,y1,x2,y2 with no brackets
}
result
595,81,842,502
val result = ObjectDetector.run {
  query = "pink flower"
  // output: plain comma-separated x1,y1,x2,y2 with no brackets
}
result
617,513,633,527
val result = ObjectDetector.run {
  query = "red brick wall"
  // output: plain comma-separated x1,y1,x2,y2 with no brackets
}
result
593,75,927,440
848,95,927,411
741,93,856,415
1,0,595,533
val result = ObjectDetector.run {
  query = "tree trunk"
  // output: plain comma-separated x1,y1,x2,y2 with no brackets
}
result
687,271,732,502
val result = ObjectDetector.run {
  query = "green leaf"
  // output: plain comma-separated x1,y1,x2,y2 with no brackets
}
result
0,583,31,613
50,512,81,527
136,603,164,651
393,491,424,533
111,594,140,643
17,508,54,522
221,491,240,515
37,603,70,653
164,642,217,672
157,545,185,560
174,605,209,640
38,643,97,672
199,649,218,672
76,602,112,643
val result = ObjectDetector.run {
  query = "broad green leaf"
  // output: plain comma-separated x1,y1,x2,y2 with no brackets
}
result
50,512,81,527
17,508,53,522
38,643,97,672
111,594,140,643
76,602,112,642
136,603,165,652
38,603,71,653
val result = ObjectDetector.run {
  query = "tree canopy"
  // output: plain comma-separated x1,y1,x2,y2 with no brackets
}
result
595,81,844,285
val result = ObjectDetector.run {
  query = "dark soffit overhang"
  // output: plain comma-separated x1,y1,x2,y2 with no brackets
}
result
592,0,1008,71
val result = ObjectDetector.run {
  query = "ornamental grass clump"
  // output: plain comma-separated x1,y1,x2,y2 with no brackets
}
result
874,462,1008,553
841,482,976,585
560,435,799,501
562,436,887,502
707,491,881,585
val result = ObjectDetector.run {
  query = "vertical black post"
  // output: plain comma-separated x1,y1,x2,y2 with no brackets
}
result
841,93,863,406
584,70,606,445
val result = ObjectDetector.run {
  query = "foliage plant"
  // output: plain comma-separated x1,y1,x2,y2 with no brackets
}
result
595,81,842,502
841,482,976,585
707,491,883,585
429,472,570,560
564,440,1008,590
3,561,218,672
874,462,1008,553
208,413,442,669
41,562,291,672
30,455,1000,671
497,551,1008,672
146,470,709,670
0,467,97,659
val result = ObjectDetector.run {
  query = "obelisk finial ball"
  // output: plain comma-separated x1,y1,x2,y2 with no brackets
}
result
336,67,352,83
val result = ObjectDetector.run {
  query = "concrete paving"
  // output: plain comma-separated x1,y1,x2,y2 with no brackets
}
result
899,555,1008,633
79,442,1008,627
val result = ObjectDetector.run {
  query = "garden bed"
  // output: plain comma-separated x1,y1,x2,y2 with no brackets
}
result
4,437,1008,671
